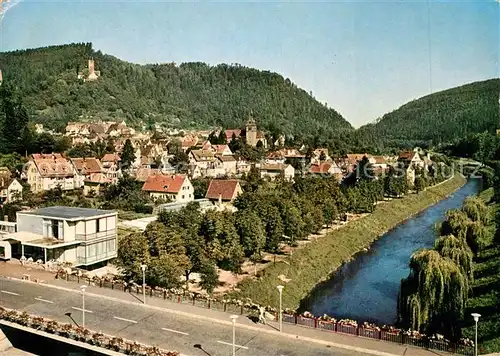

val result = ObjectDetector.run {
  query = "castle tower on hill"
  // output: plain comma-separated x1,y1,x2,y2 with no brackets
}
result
78,58,101,82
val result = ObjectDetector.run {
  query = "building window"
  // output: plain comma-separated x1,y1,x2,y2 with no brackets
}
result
97,218,106,233
182,195,185,199
51,220,60,239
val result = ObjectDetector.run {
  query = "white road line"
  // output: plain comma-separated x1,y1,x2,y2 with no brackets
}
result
71,307,93,313
113,316,137,324
0,290,19,296
217,341,249,350
161,327,189,336
34,297,54,304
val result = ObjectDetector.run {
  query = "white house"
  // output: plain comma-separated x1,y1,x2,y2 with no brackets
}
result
142,174,194,203
0,206,117,267
260,163,295,181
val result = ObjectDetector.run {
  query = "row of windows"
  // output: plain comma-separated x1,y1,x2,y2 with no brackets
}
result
78,239,116,258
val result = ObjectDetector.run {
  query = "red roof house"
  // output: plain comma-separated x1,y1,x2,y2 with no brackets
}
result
205,179,243,203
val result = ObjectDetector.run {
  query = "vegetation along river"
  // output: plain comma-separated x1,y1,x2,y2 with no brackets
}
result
300,178,481,325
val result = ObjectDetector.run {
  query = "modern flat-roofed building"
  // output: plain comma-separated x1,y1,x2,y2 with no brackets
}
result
0,206,117,267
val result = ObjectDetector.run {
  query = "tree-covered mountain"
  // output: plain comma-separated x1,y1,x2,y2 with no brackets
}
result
357,79,500,148
0,43,353,139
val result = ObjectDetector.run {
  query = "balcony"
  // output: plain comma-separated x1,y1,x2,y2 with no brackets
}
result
75,229,116,241
76,251,117,266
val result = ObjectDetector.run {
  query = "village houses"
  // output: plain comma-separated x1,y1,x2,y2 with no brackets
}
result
142,174,194,203
205,179,243,208
259,163,295,181
25,154,76,193
70,157,103,189
100,153,122,183
0,167,23,203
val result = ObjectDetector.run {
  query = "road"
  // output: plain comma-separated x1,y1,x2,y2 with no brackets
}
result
0,279,368,356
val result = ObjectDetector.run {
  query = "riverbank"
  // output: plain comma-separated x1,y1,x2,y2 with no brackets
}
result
231,173,467,310
462,188,500,354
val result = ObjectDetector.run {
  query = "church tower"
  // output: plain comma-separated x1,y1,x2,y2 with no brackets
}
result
245,115,258,147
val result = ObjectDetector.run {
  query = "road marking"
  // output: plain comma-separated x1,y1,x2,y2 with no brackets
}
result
161,327,189,336
217,341,249,350
0,290,19,296
113,316,137,324
71,307,93,313
34,297,54,304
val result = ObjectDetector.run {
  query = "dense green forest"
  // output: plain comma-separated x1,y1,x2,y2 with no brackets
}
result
0,43,352,140
357,79,500,148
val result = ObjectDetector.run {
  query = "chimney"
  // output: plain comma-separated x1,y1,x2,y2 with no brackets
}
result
218,193,222,205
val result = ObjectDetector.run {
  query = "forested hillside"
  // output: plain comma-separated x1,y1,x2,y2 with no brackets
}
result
357,79,500,148
0,43,352,139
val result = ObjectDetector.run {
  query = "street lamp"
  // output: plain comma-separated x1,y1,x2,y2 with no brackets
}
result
277,285,284,332
140,264,147,305
80,285,86,328
471,313,481,356
230,314,238,356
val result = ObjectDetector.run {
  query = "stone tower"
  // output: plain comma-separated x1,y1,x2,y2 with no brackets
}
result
245,116,258,147
0,70,3,86
88,59,95,76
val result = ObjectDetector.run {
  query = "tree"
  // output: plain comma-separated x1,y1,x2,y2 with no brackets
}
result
191,178,209,199
144,221,186,257
265,206,284,252
117,232,150,281
414,176,426,193
398,249,469,340
234,210,266,257
148,254,187,289
120,139,135,170
282,204,305,243
199,263,219,294
323,198,338,227
434,234,473,281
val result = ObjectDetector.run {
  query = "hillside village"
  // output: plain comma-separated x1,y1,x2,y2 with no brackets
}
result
2,114,436,208
0,56,450,308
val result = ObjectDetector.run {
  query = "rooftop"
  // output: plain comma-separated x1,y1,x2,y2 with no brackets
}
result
19,206,115,220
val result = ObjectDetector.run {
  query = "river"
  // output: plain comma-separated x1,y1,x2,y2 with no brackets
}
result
299,179,481,325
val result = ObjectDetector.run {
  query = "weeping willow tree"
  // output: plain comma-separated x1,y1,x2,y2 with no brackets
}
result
434,234,474,281
466,220,492,254
398,249,469,340
462,196,491,225
439,210,471,239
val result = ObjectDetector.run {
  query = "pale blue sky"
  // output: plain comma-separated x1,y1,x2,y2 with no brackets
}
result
0,0,498,127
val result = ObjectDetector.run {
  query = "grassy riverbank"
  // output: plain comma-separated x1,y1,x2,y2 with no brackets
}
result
232,173,467,310
462,188,500,354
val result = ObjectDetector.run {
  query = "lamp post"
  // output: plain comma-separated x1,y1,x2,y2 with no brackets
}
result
471,313,481,356
230,315,238,356
140,264,147,305
277,285,284,332
80,285,86,328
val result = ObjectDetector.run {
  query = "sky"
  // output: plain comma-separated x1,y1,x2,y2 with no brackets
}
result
0,0,498,128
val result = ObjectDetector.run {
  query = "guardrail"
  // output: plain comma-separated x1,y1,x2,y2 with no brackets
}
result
56,272,473,355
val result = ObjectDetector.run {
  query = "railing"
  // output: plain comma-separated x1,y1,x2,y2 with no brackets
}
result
75,229,116,241
76,251,117,265
55,272,473,356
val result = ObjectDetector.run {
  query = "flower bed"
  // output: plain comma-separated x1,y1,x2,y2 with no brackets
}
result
0,307,179,356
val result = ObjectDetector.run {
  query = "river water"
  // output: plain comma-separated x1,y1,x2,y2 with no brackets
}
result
300,179,481,325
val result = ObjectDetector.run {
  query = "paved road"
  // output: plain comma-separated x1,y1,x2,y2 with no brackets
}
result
0,279,368,356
